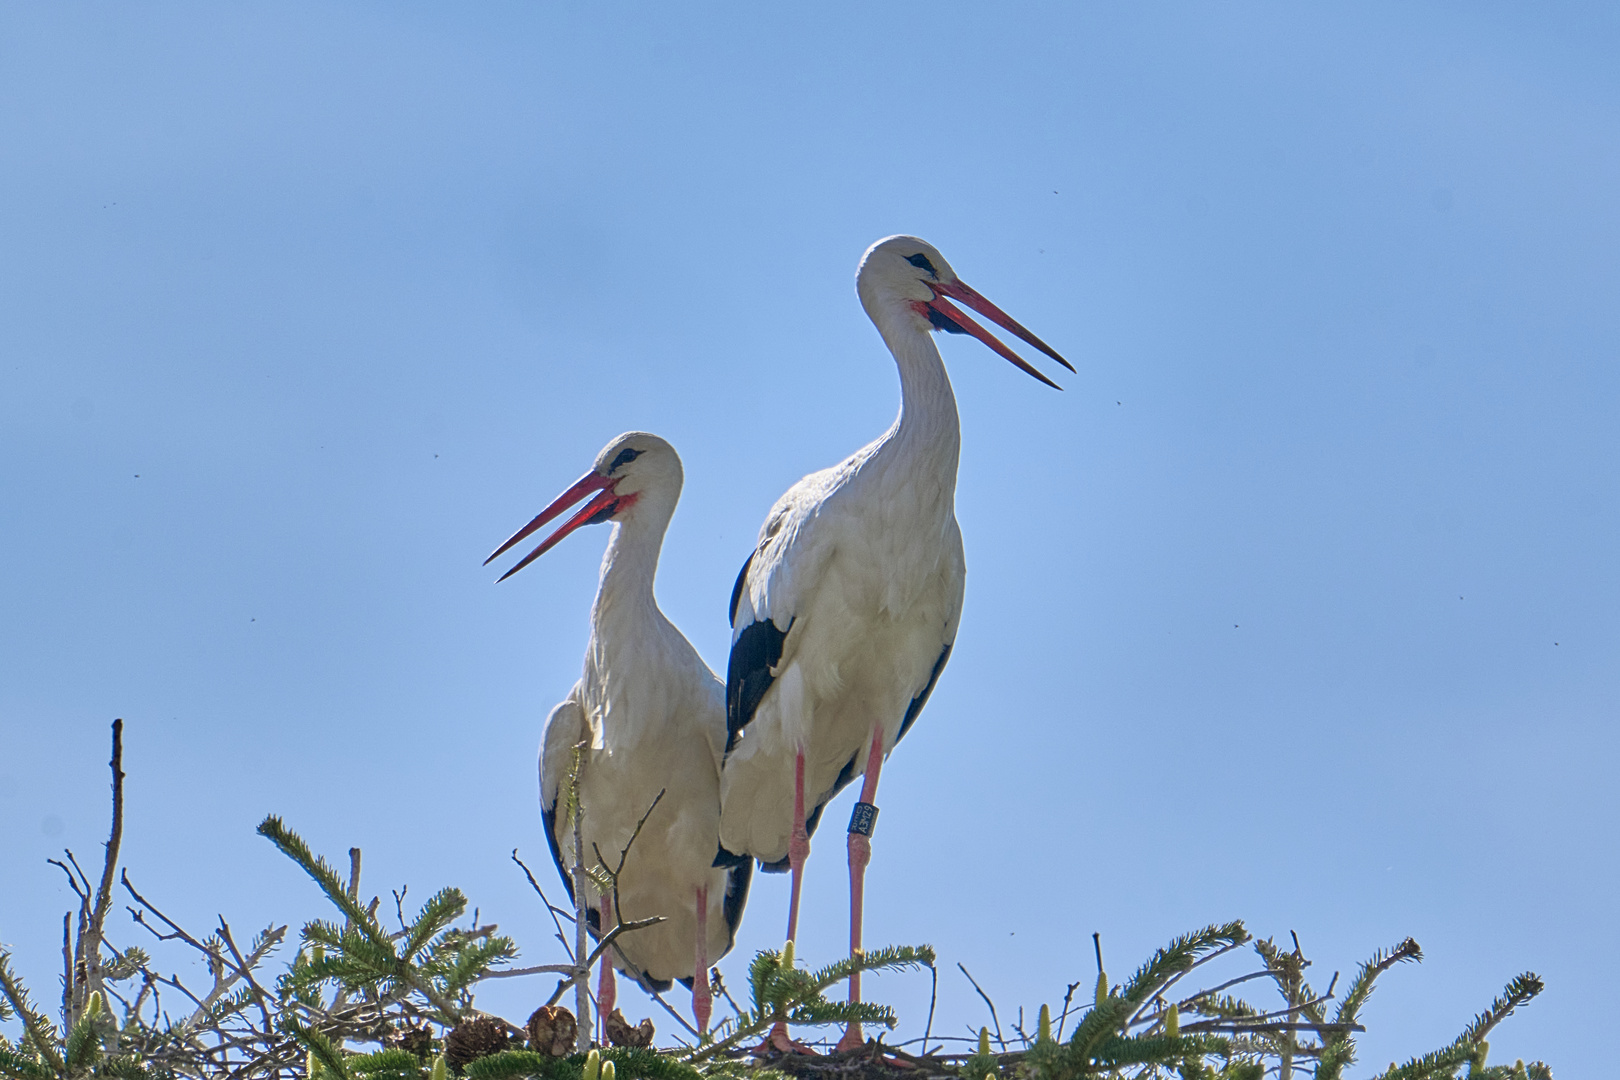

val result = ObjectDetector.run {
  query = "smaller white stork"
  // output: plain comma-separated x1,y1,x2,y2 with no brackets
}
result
487,432,750,1034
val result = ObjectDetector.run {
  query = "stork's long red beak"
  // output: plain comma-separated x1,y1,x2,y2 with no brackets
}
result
485,470,623,582
924,279,1074,390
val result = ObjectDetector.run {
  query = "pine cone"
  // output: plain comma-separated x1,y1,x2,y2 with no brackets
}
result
525,1005,578,1056
604,1008,654,1048
390,1022,434,1059
445,1015,512,1074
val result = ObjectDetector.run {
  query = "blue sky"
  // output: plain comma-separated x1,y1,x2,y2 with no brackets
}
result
2,2,1615,1072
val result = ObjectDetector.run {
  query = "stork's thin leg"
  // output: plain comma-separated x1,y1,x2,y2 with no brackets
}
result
770,748,812,1052
692,885,712,1033
835,729,886,1053
596,893,617,1031
785,747,810,944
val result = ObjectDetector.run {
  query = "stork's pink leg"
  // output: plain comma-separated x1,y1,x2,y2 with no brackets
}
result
835,729,886,1053
770,748,812,1052
785,747,810,944
596,893,617,1030
692,885,712,1033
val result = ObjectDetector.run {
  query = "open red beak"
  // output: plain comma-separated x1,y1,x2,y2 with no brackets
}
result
485,471,624,582
923,279,1074,390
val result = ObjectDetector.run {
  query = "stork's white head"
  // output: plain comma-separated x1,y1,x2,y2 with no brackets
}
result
486,432,683,582
590,431,682,508
857,236,961,307
856,235,1074,389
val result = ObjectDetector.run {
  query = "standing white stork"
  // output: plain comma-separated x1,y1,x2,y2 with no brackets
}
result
487,432,750,1035
717,237,1070,1051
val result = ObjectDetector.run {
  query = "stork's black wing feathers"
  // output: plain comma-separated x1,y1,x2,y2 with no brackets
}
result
722,858,753,944
725,618,787,753
729,552,753,627
540,800,602,937
897,643,952,744
540,801,573,905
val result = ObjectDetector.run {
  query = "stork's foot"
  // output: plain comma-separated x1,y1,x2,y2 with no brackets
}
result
751,1022,818,1056
834,1021,865,1053
830,1034,914,1069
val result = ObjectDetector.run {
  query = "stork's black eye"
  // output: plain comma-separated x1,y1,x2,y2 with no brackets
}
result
905,253,938,276
609,447,643,471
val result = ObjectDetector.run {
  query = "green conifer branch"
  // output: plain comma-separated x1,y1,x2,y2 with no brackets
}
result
347,1047,424,1079
1086,1031,1232,1068
93,1055,152,1080
1119,923,1249,1012
1334,937,1424,1030
0,954,64,1077
785,999,897,1027
1182,993,1261,1020
1456,973,1543,1046
1312,937,1424,1080
257,817,394,954
405,890,470,959
1366,972,1548,1080
802,945,934,990
462,1049,562,1080
683,944,932,1064
435,937,520,1000
0,1043,56,1080
282,1012,352,1080
62,1011,105,1073
465,1046,701,1080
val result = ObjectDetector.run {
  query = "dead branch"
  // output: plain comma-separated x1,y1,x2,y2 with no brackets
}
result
957,963,1006,1051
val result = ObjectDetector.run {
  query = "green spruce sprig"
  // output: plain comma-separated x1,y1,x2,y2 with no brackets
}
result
259,815,517,1026
683,942,935,1063
1313,937,1424,1079
0,952,64,1077
465,1046,700,1080
1042,921,1252,1079
1368,972,1547,1080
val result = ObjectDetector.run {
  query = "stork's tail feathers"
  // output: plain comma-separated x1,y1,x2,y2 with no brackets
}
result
712,844,750,869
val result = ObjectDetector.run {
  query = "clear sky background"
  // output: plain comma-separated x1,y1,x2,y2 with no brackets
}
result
2,2,1615,1072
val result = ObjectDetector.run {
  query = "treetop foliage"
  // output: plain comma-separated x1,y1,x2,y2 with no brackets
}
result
1,723,1552,1080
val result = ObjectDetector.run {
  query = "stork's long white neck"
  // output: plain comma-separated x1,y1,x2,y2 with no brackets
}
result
867,295,961,488
590,503,673,644
582,499,685,750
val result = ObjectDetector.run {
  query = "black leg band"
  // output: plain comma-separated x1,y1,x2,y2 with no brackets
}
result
848,802,879,837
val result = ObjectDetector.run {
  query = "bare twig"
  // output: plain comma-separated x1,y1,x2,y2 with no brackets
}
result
392,886,410,935
60,911,73,1020
539,916,666,1009
712,967,746,1022
593,788,668,1001
642,978,703,1041
346,848,362,927
170,925,286,1041
957,963,1005,1050
1178,969,1275,1006
125,871,222,956
85,718,127,1011
569,742,591,1053
1164,990,1339,1033
472,963,578,980
1053,979,1081,1042
217,920,275,1032
921,959,939,1055
513,848,577,971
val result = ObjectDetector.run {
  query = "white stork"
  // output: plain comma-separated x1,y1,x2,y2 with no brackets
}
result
717,237,1070,1050
487,432,750,1034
